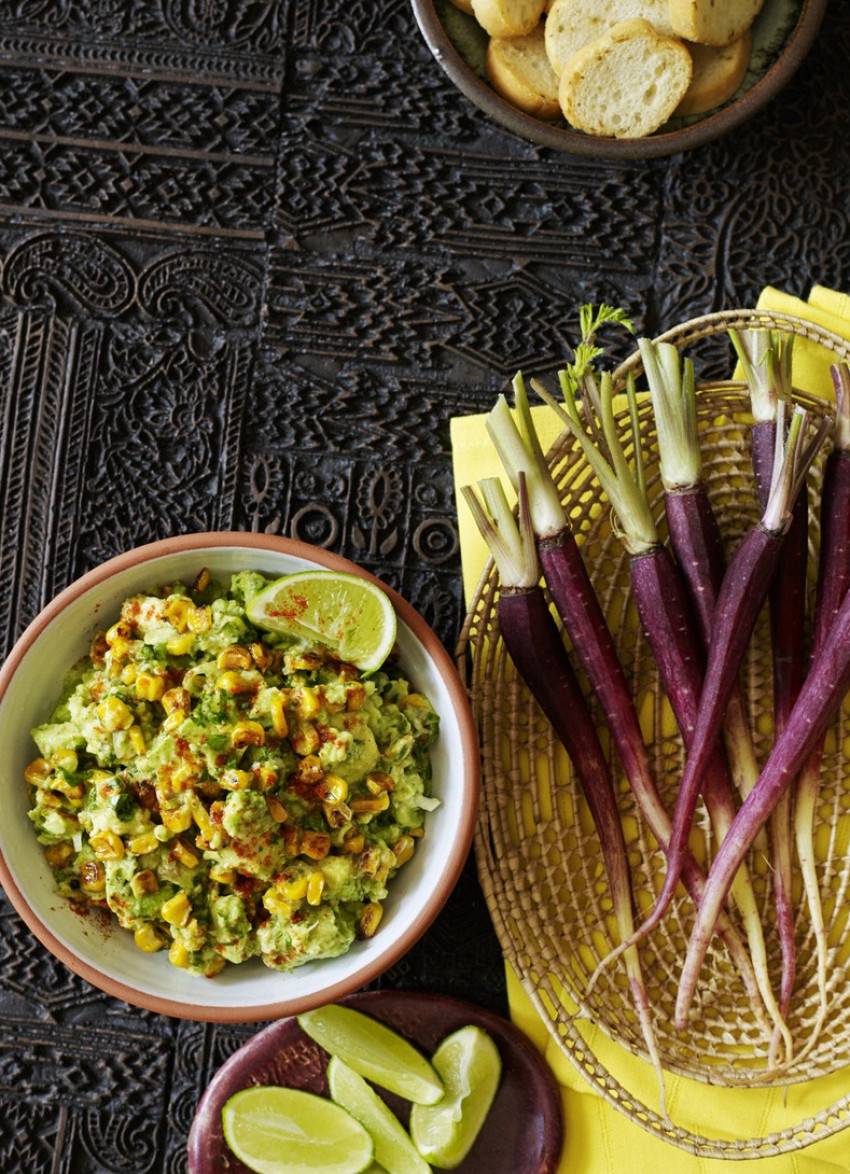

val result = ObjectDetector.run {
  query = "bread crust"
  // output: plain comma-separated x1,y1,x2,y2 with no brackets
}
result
668,0,765,47
471,0,546,38
545,0,675,76
486,23,561,120
675,29,753,116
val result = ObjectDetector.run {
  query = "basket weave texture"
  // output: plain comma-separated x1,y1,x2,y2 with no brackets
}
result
457,310,850,1156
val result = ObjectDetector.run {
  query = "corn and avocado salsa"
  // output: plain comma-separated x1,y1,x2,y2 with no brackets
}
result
25,570,440,976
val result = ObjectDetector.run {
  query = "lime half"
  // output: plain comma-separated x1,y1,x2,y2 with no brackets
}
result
297,1005,444,1106
409,1026,502,1168
246,570,397,673
221,1085,374,1174
327,1057,432,1174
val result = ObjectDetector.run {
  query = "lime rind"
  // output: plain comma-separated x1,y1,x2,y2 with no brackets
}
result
409,1026,502,1168
297,1005,444,1106
246,570,398,673
221,1085,374,1174
327,1057,432,1174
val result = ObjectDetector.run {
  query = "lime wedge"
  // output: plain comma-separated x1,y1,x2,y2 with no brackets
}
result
221,1086,374,1174
297,1005,444,1106
246,570,397,673
327,1057,432,1174
409,1026,502,1168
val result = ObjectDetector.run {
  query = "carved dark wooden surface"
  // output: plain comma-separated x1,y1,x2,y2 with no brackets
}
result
0,1,846,1170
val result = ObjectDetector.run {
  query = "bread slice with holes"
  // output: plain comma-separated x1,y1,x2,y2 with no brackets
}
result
668,0,765,47
544,0,676,77
470,0,547,38
486,22,561,120
675,30,752,116
559,18,692,138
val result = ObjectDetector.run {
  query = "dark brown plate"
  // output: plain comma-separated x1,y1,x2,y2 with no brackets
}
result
187,990,564,1172
411,0,827,158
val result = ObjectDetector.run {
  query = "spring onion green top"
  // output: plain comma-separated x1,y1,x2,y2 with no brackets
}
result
25,570,439,977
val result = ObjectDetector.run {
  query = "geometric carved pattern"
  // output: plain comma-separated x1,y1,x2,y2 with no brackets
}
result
0,0,846,1169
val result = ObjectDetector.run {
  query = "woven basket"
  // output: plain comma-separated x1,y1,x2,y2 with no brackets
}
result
457,309,850,1156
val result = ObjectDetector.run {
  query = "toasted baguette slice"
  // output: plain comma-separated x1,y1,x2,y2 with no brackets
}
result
675,30,752,116
487,23,561,120
471,0,546,38
668,0,764,47
559,18,692,138
544,0,675,77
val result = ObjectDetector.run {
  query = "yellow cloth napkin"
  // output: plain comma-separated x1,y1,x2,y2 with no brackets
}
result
450,287,850,1173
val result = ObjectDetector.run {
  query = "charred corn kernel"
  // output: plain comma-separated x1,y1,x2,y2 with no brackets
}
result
392,834,416,867
204,957,227,977
301,831,330,860
165,633,195,656
401,692,429,709
345,683,366,711
170,761,197,793
162,709,186,734
254,765,277,791
161,891,192,927
52,747,80,774
168,940,191,969
80,860,106,893
24,757,51,785
128,831,160,855
209,864,236,885
106,621,133,648
162,687,191,714
120,663,138,685
288,651,324,672
323,801,352,829
291,686,319,719
282,825,302,856
357,902,383,939
250,642,273,672
193,567,211,593
293,755,324,785
232,720,265,748
366,771,395,796
265,796,288,823
97,696,133,731
307,871,325,906
134,923,166,953
263,888,294,918
187,604,212,633
172,839,200,868
342,831,365,854
279,875,309,901
270,693,289,737
290,724,320,756
164,597,192,631
130,870,159,898
316,774,348,804
217,645,252,671
44,842,74,869
90,831,125,861
409,826,425,838
217,670,252,695
351,793,390,814
358,846,390,879
135,672,166,702
221,769,252,792
161,805,193,834
128,725,146,755
38,790,66,809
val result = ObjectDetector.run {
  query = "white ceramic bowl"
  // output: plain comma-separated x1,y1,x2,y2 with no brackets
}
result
0,533,480,1022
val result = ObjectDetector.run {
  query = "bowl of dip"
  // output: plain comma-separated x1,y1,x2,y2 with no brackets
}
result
0,533,480,1022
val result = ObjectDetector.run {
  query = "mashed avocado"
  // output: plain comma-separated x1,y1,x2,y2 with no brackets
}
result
25,570,439,977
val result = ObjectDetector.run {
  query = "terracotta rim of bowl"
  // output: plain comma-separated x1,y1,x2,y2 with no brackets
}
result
0,531,481,1021
411,0,828,159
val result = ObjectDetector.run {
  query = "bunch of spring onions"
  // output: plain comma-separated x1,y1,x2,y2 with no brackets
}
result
463,305,848,1078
